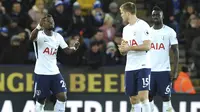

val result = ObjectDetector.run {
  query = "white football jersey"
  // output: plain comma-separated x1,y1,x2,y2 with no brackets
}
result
33,31,68,75
149,25,178,72
123,19,151,71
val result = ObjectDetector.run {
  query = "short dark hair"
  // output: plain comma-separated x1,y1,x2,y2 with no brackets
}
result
120,2,137,14
96,29,103,33
42,14,53,20
182,66,189,72
12,1,21,5
115,33,122,37
152,6,162,12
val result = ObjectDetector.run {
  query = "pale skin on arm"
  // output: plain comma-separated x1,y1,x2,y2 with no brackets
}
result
118,39,151,53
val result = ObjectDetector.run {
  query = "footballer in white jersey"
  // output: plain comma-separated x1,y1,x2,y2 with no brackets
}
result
119,2,151,112
148,6,179,112
30,14,79,112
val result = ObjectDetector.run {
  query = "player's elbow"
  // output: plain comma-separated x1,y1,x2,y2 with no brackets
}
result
29,36,34,41
30,33,37,41
144,44,151,51
143,40,151,51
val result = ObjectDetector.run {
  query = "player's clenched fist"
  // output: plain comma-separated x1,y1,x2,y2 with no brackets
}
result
121,39,128,45
73,39,80,50
118,39,129,55
36,19,44,30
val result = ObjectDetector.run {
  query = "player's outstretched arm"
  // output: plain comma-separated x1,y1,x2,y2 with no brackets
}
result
30,19,43,41
30,28,40,41
63,40,80,54
171,44,179,80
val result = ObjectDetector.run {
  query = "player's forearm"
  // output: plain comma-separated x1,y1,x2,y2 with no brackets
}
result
129,44,151,51
172,45,179,77
63,47,76,54
30,28,39,41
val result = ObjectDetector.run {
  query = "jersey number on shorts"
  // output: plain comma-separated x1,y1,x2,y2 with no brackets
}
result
142,78,149,88
60,80,66,88
165,85,171,94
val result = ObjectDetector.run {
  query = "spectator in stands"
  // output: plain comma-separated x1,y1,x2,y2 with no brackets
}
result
28,0,48,30
0,20,29,64
113,33,126,64
91,29,106,52
9,2,32,30
58,32,87,66
49,0,71,33
99,14,115,43
67,1,91,37
183,15,200,64
84,40,105,69
191,34,200,78
0,1,10,27
174,66,196,94
0,1,10,57
179,4,197,34
105,41,121,65
108,2,122,32
89,1,105,31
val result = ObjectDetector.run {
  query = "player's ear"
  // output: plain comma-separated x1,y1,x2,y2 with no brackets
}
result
161,12,164,19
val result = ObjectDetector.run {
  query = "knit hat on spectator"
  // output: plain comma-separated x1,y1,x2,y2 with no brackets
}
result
0,27,8,33
107,42,116,51
73,1,81,10
55,0,64,7
109,2,118,10
90,40,99,47
93,1,101,9
55,26,63,33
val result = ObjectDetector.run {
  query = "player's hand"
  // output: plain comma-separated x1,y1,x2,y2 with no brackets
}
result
121,39,128,45
118,45,128,53
36,19,44,30
73,39,80,50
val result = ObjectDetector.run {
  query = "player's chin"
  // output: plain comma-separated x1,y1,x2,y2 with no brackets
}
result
48,27,54,30
121,51,127,56
153,20,160,24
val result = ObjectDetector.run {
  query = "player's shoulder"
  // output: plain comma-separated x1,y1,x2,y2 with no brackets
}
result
53,32,63,38
38,30,44,35
163,25,176,33
123,24,129,29
137,19,150,28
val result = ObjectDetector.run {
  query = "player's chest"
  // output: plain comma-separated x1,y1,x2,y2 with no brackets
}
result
123,28,142,46
42,37,59,49
151,33,170,50
151,31,170,43
123,28,140,40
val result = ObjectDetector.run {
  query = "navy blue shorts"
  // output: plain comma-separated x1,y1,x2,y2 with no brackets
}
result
125,68,151,96
149,71,171,97
33,74,67,99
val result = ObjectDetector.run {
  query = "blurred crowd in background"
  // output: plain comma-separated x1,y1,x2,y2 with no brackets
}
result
0,0,200,76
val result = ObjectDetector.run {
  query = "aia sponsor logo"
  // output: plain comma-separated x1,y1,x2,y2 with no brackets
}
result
151,43,165,50
43,47,57,55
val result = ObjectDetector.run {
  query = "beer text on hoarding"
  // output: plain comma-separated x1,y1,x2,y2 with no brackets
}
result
0,73,33,92
69,74,125,93
0,73,125,93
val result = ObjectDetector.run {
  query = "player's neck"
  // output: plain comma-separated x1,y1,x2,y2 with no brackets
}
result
44,29,53,36
153,24,163,30
128,15,138,25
